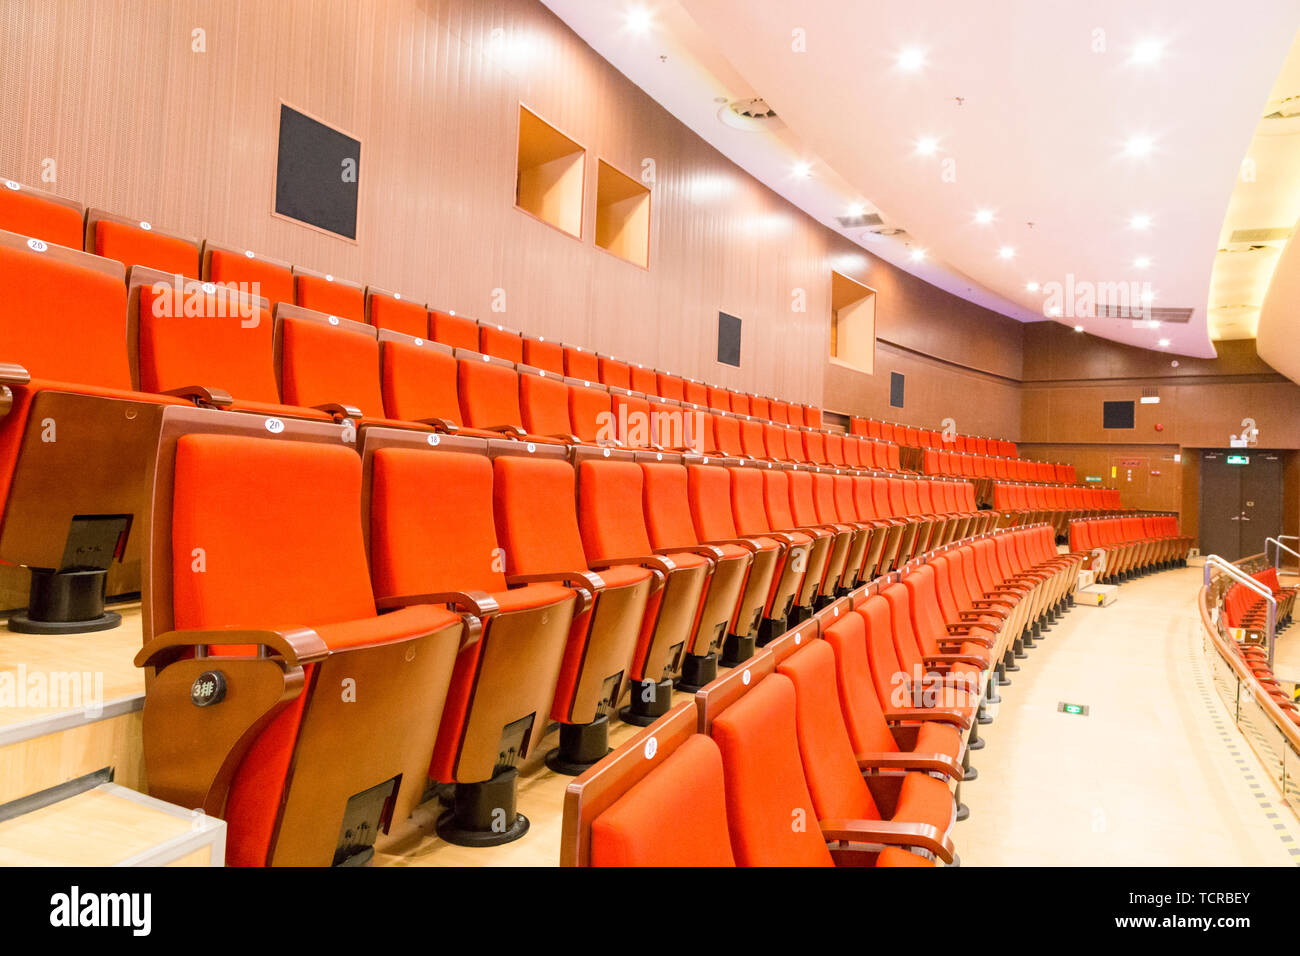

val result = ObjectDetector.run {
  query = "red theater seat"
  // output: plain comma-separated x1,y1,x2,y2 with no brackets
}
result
366,288,428,337
203,243,295,309
89,209,201,277
293,267,365,323
0,178,84,249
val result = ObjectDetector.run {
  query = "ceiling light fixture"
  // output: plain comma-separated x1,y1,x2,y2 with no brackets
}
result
975,209,994,225
1131,39,1166,65
1026,280,1040,292
626,6,652,31
1158,338,1170,347
897,48,926,71
915,137,938,156
792,161,813,178
998,246,1015,259
1129,214,1152,230
1124,135,1154,157
910,248,926,262
1134,256,1151,269
1073,325,1084,332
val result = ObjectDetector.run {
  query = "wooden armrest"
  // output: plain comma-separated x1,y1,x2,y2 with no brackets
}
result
0,362,32,385
655,544,726,564
376,589,501,620
506,571,601,612
924,652,988,668
135,626,331,670
313,402,364,421
885,707,971,729
856,751,963,780
417,417,459,434
482,424,526,437
819,818,954,864
162,384,235,409
702,538,762,555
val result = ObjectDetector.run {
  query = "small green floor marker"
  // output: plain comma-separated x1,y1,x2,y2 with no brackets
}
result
1058,702,1089,716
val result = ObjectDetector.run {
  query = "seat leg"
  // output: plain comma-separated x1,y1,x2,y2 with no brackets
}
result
7,567,122,635
435,767,530,847
619,677,674,727
545,714,612,775
722,632,758,665
1003,648,1020,672
675,652,719,693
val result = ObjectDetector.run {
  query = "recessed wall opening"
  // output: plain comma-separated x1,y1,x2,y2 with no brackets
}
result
594,159,650,268
828,270,876,374
515,105,585,238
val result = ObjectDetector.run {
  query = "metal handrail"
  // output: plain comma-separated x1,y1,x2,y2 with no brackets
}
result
1269,535,1300,573
1204,555,1278,668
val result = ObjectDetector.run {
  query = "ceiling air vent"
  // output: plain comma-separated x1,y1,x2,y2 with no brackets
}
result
836,212,884,229
1096,303,1193,323
718,97,787,132
1226,227,1293,245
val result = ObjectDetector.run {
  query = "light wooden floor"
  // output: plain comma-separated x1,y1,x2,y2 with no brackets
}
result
959,565,1300,866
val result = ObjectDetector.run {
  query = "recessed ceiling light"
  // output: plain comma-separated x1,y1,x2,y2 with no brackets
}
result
998,246,1015,259
1124,135,1154,157
1158,338,1170,347
975,209,994,225
1026,280,1040,292
897,48,926,71
1134,256,1151,269
792,161,813,178
1140,290,1156,304
1131,39,1166,65
910,248,926,262
915,137,939,156
1073,325,1084,332
1129,214,1152,230
1047,306,1063,317
848,202,866,217
1148,319,1161,328
626,6,652,31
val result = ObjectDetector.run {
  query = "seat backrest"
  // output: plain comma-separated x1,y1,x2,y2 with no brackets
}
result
380,334,461,425
430,311,480,351
0,179,83,249
803,430,827,465
641,461,699,550
577,459,654,560
492,454,589,574
519,368,573,437
523,335,565,375
822,611,901,756
689,463,742,541
656,373,685,402
833,475,859,522
91,211,200,277
459,356,523,431
204,245,295,309
481,324,524,364
369,447,506,595
730,466,774,536
714,414,744,457
367,289,428,337
763,469,800,531
749,395,770,421
788,470,821,526
278,307,386,417
294,269,365,323
630,365,658,396
710,673,834,866
762,422,788,461
568,383,613,444
599,356,632,390
740,418,766,459
857,593,909,709
729,392,751,416
135,270,277,403
684,380,708,407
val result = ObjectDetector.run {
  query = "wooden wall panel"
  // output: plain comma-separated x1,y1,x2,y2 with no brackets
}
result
1017,442,1183,513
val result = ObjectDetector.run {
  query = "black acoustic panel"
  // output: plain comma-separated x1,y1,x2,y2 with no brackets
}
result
889,371,905,408
717,311,741,367
1103,400,1135,429
275,104,361,240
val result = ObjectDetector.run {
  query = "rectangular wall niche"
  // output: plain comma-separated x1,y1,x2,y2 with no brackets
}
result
515,105,585,238
594,159,651,268
829,270,876,374
717,312,742,367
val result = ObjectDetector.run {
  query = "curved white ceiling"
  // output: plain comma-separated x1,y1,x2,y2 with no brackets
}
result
543,0,1300,359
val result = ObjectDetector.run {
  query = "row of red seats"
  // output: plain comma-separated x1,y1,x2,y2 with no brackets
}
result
131,411,1003,866
1223,569,1295,631
562,523,1085,866
994,482,1122,535
851,417,1018,458
1067,516,1191,582
0,178,827,428
925,448,1076,485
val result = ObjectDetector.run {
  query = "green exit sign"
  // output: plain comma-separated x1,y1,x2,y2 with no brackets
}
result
1058,702,1090,716
1084,476,1103,483
1226,455,1249,465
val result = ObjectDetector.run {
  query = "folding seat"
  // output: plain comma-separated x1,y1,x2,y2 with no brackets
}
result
575,452,718,723
562,703,736,866
640,460,760,683
365,432,575,845
749,395,770,421
804,405,823,429
891,478,934,562
293,267,365,323
825,431,847,467
802,429,828,465
559,345,598,382
922,450,941,475
712,413,745,458
88,209,201,277
523,335,566,375
729,391,751,416
870,420,888,442
900,426,918,449
832,474,887,587
903,565,997,677
649,399,704,453
492,446,656,773
795,470,855,598
456,352,539,439
852,476,906,579
133,267,331,422
519,366,582,443
0,178,83,249
884,442,903,472
739,417,767,460
135,421,466,866
367,287,428,337
678,379,705,407
841,435,864,469
630,363,658,396
656,372,686,402
568,381,615,446
379,330,496,435
767,400,789,425
480,323,525,364
2,236,224,636
869,441,890,470
278,304,411,427
763,468,837,615
705,385,731,412
866,476,911,573
599,356,632,390
610,389,655,449
882,582,985,703
812,471,873,592
821,610,971,798
429,310,479,351
725,465,814,642
203,243,295,309
704,665,942,866
849,417,867,437
778,638,959,851
761,421,793,462
921,429,940,449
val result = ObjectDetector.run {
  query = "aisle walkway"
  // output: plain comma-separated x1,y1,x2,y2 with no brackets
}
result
960,566,1299,866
